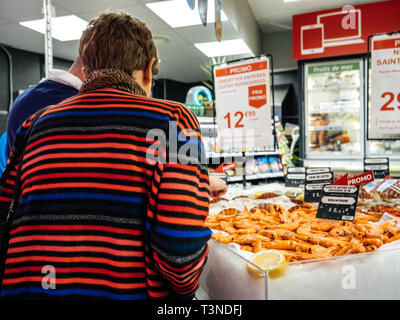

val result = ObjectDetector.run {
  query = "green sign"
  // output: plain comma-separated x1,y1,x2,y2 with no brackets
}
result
309,62,359,74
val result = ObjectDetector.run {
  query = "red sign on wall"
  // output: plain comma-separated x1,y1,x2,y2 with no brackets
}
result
293,0,400,60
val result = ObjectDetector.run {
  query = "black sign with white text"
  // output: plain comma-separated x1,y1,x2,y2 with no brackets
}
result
317,185,360,221
364,158,389,179
304,168,333,203
285,167,306,187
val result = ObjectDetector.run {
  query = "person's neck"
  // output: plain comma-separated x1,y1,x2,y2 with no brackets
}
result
80,68,148,96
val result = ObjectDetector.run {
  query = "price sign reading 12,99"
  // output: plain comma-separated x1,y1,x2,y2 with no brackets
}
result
214,57,273,152
370,34,400,139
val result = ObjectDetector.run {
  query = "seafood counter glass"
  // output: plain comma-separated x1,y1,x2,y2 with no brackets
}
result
198,183,400,300
197,240,400,300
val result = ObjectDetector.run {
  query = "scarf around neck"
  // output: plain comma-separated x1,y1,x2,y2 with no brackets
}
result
80,68,148,96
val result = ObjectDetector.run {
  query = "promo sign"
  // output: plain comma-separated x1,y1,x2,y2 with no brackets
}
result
285,167,306,187
364,158,389,179
317,185,359,221
370,33,400,139
333,171,375,186
304,168,333,203
214,57,273,152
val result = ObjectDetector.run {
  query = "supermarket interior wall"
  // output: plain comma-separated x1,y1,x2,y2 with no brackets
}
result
263,31,297,71
0,45,78,110
262,31,300,129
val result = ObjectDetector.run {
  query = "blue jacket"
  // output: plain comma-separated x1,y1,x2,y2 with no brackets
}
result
6,79,78,156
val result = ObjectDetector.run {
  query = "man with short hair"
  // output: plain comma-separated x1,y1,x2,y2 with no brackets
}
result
5,57,86,156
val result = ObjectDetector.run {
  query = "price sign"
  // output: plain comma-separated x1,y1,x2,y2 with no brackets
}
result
370,34,400,139
285,167,305,187
317,185,359,221
304,168,333,203
213,57,273,152
364,158,389,179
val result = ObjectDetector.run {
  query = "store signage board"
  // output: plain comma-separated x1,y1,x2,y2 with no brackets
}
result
317,185,359,221
364,158,389,180
292,0,400,60
304,168,333,203
213,57,273,152
369,33,400,140
285,167,306,187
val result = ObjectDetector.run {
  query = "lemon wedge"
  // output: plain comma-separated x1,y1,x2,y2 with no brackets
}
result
247,250,287,279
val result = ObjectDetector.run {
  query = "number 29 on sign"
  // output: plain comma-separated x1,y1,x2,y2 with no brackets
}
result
224,111,256,128
380,92,400,111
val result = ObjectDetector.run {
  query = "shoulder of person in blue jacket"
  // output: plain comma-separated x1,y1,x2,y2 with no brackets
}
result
5,62,85,157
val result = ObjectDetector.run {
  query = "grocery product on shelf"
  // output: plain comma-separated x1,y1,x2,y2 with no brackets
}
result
274,116,293,169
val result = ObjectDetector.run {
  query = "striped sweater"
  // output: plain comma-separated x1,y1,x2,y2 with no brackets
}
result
0,88,211,299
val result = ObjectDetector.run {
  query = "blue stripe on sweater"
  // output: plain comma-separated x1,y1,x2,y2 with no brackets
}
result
37,110,169,124
154,225,211,238
1,287,147,300
19,193,145,205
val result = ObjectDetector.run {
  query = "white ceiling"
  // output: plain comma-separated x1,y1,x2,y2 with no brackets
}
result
0,0,386,82
0,0,245,83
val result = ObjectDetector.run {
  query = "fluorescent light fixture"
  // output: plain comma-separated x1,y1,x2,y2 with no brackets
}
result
147,0,228,28
195,39,252,57
283,0,303,2
20,15,88,41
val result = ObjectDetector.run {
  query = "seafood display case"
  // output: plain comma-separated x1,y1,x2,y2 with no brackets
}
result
198,240,400,300
302,58,364,172
198,184,400,300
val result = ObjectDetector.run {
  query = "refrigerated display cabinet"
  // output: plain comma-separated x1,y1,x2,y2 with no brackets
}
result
303,58,364,172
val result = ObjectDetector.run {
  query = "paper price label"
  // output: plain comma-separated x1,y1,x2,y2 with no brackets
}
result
288,167,306,173
306,167,331,174
306,172,333,182
370,34,400,139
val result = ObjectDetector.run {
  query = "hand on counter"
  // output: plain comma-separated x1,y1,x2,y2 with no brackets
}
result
210,175,227,199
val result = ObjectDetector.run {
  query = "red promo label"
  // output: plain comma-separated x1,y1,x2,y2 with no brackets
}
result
292,0,400,60
248,84,267,109
333,171,375,186
215,60,267,78
332,173,349,185
373,37,400,50
214,162,236,173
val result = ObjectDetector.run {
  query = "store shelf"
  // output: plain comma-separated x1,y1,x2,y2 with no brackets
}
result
207,150,280,158
308,125,343,131
308,85,360,91
197,116,215,124
309,101,360,113
226,171,284,182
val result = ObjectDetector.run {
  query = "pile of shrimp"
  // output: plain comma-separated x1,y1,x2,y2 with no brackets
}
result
206,201,400,262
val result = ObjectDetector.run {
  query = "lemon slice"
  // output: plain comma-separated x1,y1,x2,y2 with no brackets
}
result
247,250,287,279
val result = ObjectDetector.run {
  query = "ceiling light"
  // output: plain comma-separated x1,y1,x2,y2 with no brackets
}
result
147,0,228,28
283,0,303,2
195,39,252,57
20,15,88,41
